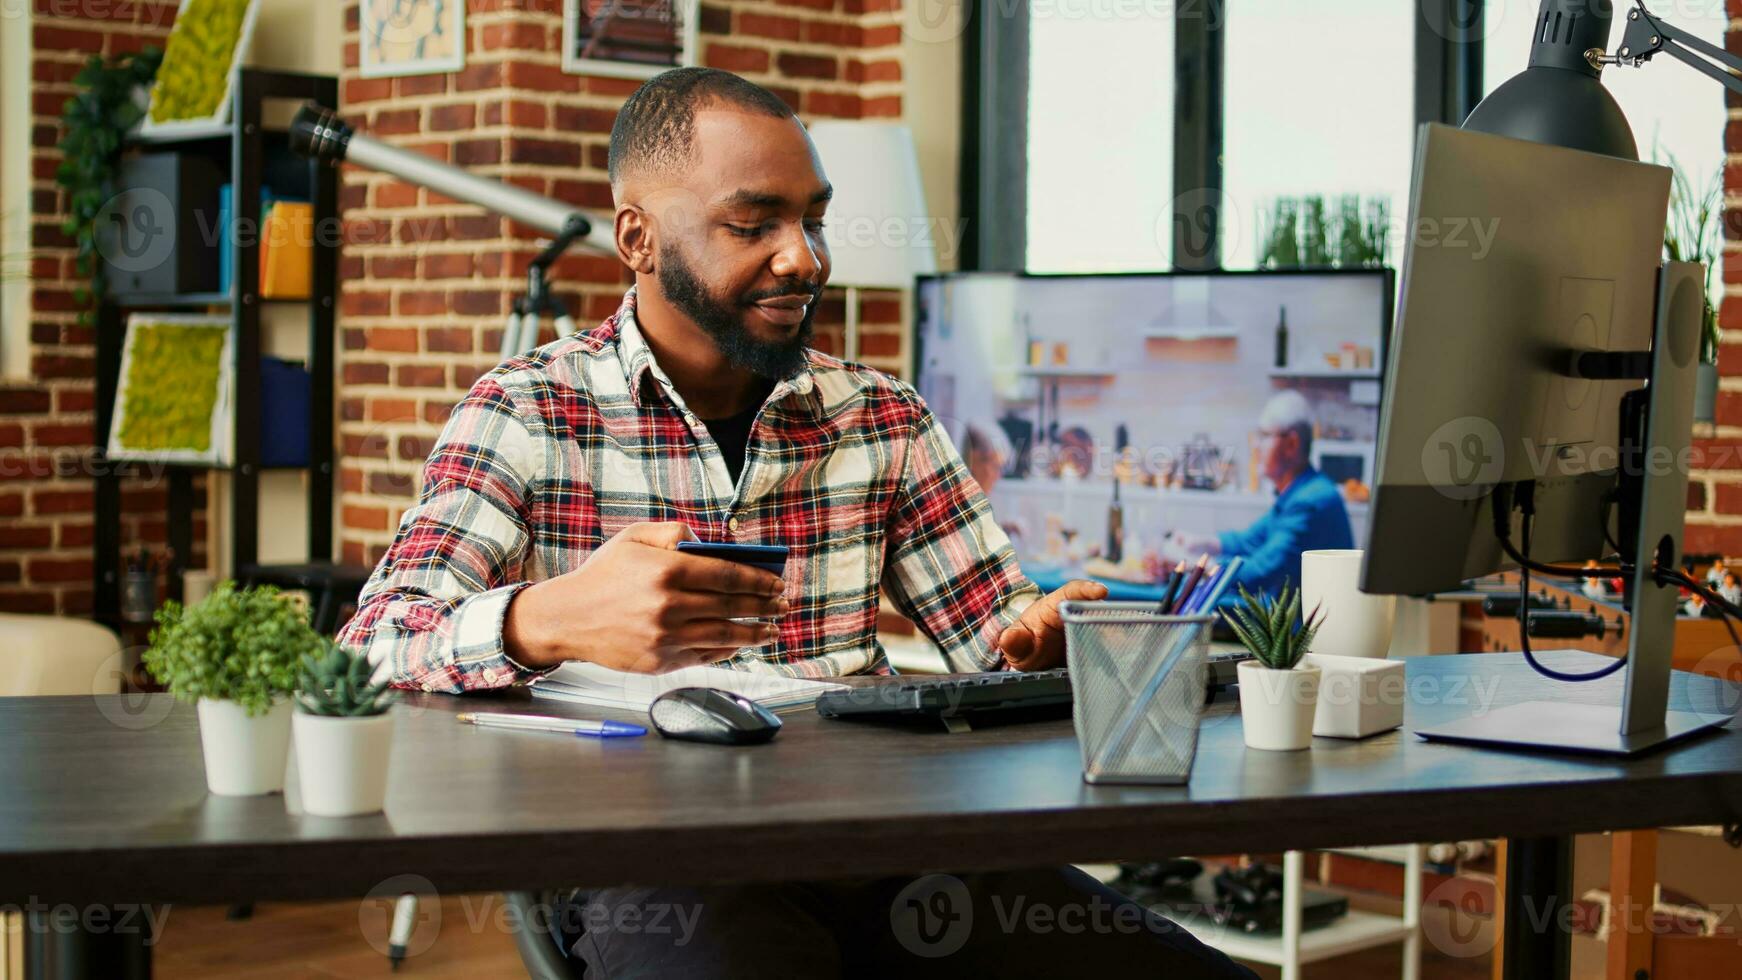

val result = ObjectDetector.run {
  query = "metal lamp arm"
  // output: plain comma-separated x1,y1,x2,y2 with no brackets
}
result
1602,1,1742,96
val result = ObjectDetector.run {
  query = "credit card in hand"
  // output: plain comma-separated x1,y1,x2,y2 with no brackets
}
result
675,541,789,576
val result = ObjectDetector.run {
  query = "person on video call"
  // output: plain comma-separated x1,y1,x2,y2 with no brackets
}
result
337,68,1254,979
1167,389,1354,603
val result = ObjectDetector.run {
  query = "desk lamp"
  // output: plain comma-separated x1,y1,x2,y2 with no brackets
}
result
802,121,938,363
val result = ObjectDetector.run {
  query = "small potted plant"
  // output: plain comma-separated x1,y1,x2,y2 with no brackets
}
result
144,581,319,795
1222,580,1324,751
293,642,396,817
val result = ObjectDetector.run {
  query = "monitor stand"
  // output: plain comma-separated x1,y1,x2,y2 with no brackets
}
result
1415,699,1728,757
1415,263,1732,758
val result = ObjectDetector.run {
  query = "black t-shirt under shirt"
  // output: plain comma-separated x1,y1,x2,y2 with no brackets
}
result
701,400,763,486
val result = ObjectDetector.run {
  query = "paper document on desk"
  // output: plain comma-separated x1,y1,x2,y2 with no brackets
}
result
532,662,849,713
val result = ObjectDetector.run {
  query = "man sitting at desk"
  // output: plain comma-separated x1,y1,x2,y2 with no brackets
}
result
338,68,1253,979
1168,390,1354,603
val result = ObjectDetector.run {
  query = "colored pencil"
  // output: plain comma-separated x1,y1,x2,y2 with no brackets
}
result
1169,554,1209,615
1190,556,1245,614
1157,561,1186,613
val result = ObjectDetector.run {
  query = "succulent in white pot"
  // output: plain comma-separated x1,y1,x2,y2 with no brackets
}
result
293,641,396,817
143,582,317,795
1222,580,1325,751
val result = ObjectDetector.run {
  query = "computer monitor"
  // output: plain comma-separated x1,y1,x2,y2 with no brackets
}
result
914,269,1392,606
1360,122,1726,755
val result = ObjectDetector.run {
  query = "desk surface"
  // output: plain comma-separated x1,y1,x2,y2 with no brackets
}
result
3,651,1740,906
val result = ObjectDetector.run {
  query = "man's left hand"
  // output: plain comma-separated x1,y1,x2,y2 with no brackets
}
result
997,580,1110,671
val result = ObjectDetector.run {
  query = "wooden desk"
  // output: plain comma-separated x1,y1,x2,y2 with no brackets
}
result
2,652,1739,979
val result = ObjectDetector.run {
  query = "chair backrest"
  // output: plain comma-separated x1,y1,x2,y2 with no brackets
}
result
0,614,124,697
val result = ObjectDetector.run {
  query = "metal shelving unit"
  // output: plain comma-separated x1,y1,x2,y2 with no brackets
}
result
92,69,347,631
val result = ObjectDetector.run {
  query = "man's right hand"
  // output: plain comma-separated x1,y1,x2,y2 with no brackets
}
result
503,521,788,674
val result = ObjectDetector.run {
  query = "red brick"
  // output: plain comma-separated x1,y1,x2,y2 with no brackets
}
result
507,138,580,167
422,253,475,279
429,103,477,132
863,95,902,118
396,74,447,97
1684,522,1742,557
345,77,394,105
343,504,391,532
344,432,391,459
699,3,731,33
451,290,504,316
343,289,392,317
367,327,421,353
0,494,20,518
1689,479,1708,512
368,255,418,280
369,398,420,423
30,423,89,447
395,364,448,388
586,76,642,97
368,471,418,497
371,108,422,135
554,105,619,133
805,90,862,118
0,424,22,448
425,327,475,353
449,214,503,241
863,24,903,46
805,21,863,46
33,25,106,50
705,43,770,74
455,138,503,166
0,525,52,549
503,62,581,93
374,181,420,209
454,63,504,92
0,590,54,614
846,59,902,84
58,523,93,548
481,21,549,51
26,557,90,584
740,12,802,40
397,434,435,460
859,331,902,358
0,388,52,414
506,100,547,129
396,290,448,316
343,362,391,386
1692,438,1742,470
31,489,92,515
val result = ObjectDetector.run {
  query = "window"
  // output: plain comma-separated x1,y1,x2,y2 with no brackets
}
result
1025,7,1174,272
1221,0,1416,270
1484,1,1727,309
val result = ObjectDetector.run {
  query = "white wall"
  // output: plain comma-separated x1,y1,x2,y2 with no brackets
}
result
0,0,32,381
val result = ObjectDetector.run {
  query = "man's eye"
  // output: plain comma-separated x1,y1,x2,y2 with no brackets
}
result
803,219,826,234
728,223,769,238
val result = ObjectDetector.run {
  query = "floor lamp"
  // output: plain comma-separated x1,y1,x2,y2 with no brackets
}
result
803,122,938,362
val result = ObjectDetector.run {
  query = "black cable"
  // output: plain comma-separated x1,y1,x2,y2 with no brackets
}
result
1514,507,1628,682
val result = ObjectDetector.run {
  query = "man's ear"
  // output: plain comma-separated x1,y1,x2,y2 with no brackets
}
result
616,204,655,275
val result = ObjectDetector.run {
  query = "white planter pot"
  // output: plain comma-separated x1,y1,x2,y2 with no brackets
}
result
1236,660,1321,751
293,711,395,817
197,698,293,796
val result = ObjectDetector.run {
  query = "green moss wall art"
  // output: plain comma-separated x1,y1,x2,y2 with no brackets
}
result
143,0,260,134
110,315,233,464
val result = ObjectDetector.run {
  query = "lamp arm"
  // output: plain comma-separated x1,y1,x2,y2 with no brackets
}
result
1607,1,1742,96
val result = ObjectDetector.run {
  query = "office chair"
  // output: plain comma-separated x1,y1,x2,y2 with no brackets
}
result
506,891,583,979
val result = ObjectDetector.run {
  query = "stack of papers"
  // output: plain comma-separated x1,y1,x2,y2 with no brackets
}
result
531,662,849,713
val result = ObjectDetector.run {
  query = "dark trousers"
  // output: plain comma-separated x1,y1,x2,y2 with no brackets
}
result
558,866,1258,979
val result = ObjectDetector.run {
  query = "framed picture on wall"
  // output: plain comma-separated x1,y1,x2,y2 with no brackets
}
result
360,0,466,79
140,0,261,137
562,0,698,80
108,314,233,465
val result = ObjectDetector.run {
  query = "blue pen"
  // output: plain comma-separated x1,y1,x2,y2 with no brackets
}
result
1187,557,1244,614
457,712,647,738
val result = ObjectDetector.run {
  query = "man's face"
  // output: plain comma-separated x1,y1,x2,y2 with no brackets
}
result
1257,427,1303,486
638,107,833,378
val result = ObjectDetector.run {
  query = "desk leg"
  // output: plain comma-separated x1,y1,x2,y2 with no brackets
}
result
1499,836,1573,980
23,909,152,980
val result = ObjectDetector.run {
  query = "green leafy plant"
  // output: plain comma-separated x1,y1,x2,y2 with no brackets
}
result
1656,145,1722,364
143,581,322,715
295,641,394,717
53,47,163,326
149,0,251,124
1220,578,1323,671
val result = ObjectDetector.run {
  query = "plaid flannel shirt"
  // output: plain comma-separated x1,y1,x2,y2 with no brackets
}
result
337,288,1040,692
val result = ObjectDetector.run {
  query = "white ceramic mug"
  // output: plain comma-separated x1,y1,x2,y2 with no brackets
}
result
1301,549,1396,659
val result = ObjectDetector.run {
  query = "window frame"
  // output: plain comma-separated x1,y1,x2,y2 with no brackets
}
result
962,1,1485,274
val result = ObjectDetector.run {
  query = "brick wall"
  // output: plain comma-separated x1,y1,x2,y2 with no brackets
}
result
0,0,207,616
1683,2,1742,555
335,0,912,567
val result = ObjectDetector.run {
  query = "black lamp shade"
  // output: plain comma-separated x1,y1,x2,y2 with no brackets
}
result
1463,0,1638,161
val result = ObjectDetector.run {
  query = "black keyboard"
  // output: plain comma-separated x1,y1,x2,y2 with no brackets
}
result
816,652,1253,733
815,669,1073,731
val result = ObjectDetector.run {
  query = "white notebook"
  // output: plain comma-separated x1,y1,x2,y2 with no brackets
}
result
531,661,849,713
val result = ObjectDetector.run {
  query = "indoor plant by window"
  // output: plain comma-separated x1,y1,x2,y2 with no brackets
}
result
292,642,396,817
1222,580,1324,751
143,581,320,795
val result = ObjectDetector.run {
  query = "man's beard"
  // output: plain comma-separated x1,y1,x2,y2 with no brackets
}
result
657,245,818,380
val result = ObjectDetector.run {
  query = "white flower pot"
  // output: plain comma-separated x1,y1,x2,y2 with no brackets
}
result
197,698,293,796
1236,660,1321,751
292,711,395,817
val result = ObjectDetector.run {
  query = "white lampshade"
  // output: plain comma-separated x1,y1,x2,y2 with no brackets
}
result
805,121,938,289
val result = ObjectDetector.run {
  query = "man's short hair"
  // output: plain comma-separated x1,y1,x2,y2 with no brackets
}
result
608,67,795,188
1259,389,1315,458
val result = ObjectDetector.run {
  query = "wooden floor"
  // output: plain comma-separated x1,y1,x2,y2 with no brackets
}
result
149,896,1494,979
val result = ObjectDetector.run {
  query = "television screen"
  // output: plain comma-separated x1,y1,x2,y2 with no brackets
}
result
914,270,1393,604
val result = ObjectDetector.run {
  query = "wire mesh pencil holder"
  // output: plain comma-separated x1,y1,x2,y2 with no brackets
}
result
1061,602,1214,785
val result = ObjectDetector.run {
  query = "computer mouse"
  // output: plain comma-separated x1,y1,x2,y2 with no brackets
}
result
649,687,782,745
